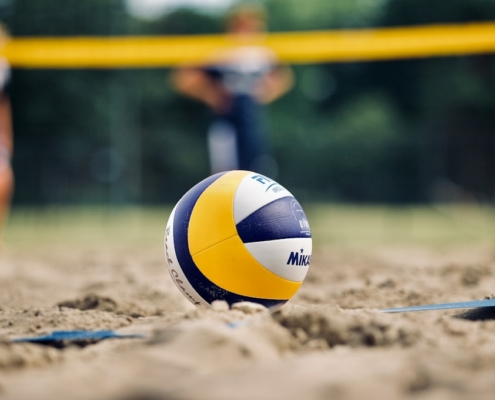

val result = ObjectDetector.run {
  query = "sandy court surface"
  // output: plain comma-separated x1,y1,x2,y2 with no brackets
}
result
2,207,495,399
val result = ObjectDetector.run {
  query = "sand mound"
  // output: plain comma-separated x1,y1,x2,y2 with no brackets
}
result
0,307,132,339
273,305,419,348
0,341,62,370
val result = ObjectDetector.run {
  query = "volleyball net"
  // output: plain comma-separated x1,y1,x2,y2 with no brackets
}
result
6,0,495,205
3,23,495,68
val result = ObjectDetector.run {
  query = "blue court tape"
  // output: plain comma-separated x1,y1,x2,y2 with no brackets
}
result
12,330,145,343
226,321,247,329
381,298,495,313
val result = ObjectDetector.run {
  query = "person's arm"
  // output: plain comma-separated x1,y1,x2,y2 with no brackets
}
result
0,94,12,156
255,65,294,104
171,68,230,113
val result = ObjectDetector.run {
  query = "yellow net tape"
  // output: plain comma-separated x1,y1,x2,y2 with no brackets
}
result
3,23,495,68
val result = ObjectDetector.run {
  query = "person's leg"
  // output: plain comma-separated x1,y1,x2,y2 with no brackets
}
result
0,154,13,237
0,94,14,238
207,120,239,173
234,99,278,177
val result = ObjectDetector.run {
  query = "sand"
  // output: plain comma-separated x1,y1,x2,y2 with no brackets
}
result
2,207,495,400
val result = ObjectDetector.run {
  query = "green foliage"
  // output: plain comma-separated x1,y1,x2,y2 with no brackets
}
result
266,0,387,30
382,0,495,26
6,0,495,204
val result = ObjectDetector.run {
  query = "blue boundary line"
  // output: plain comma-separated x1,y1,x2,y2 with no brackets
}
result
12,330,145,343
381,298,495,313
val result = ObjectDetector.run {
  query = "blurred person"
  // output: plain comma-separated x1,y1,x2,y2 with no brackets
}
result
0,25,13,239
171,4,293,176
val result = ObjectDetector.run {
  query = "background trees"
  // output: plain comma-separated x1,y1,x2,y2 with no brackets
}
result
5,0,495,204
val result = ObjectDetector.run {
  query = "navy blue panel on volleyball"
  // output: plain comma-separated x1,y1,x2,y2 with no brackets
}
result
236,196,311,243
172,172,288,308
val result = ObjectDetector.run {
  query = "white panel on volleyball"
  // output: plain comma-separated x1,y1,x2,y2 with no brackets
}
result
234,172,295,223
244,238,312,282
164,206,210,307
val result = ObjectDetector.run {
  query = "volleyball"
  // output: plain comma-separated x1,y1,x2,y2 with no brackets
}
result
164,170,312,310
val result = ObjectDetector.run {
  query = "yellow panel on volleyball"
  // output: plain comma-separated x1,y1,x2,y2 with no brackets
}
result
187,169,301,299
188,170,249,255
192,235,301,299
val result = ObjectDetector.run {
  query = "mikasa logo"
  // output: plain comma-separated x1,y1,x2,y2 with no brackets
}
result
286,249,311,266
